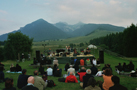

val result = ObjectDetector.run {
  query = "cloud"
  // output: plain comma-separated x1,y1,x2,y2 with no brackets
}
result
0,10,8,14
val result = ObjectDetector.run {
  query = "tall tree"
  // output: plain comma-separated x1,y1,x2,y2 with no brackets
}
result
4,32,33,60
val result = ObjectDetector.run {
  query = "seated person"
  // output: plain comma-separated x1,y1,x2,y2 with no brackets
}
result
67,65,75,76
80,59,85,66
115,63,123,72
90,64,98,75
95,69,103,77
33,58,38,65
122,62,130,72
42,74,47,82
109,76,128,90
64,63,69,71
65,72,78,83
74,57,77,64
92,58,97,66
3,78,16,90
73,63,79,72
97,58,100,66
54,68,62,77
84,77,101,90
0,62,5,82
39,64,45,75
46,66,53,76
15,64,22,72
10,64,16,72
53,58,59,66
130,69,137,77
86,58,91,65
77,71,86,82
79,67,86,72
53,64,58,76
128,61,134,71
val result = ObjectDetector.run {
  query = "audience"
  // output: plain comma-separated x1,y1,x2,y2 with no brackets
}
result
102,68,114,90
67,65,75,76
74,57,77,64
80,69,94,89
15,64,22,72
53,64,58,76
17,69,30,89
46,66,53,76
102,64,107,71
21,76,38,90
42,74,47,82
3,78,16,90
65,72,78,83
33,70,47,90
73,63,79,72
84,77,101,90
109,75,128,90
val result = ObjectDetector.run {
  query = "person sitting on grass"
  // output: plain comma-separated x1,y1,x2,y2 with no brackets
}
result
64,63,70,71
46,66,53,76
65,72,78,83
67,65,75,76
109,75,128,90
17,69,30,89
21,76,38,90
84,77,101,90
79,67,86,72
3,78,16,90
38,64,44,75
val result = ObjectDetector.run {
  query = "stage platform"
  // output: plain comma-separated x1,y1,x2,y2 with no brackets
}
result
48,54,94,64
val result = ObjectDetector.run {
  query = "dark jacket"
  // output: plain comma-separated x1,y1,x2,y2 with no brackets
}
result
109,84,128,90
17,74,30,89
90,66,98,75
3,87,16,90
83,74,94,89
39,67,44,75
21,85,38,90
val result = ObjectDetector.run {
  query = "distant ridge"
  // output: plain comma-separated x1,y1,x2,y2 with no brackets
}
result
0,19,125,41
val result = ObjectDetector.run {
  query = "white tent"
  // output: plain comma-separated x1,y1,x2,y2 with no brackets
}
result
88,44,97,49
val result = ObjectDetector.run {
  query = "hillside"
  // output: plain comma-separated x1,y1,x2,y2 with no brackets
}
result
0,19,70,41
0,19,125,42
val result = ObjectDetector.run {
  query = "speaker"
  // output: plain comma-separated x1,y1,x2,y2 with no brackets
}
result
36,50,40,62
99,50,104,63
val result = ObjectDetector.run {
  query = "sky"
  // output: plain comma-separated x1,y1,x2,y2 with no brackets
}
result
0,0,137,35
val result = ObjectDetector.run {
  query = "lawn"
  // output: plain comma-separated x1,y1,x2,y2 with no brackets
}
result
0,50,137,90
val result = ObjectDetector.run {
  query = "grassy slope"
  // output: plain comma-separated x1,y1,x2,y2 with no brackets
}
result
0,49,137,90
33,30,116,46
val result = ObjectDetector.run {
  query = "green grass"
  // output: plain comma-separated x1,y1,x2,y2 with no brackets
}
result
1,49,137,90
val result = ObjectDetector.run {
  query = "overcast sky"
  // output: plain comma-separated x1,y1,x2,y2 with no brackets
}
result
0,0,137,35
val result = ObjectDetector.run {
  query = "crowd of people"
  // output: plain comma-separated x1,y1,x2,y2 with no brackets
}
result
0,58,135,90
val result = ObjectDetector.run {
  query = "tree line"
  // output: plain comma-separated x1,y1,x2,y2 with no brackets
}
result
89,24,137,57
0,32,33,61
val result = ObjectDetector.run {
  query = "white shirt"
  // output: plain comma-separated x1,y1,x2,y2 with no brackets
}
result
95,71,103,76
47,68,53,76
92,59,97,66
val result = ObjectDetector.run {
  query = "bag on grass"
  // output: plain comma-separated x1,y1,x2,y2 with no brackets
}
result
47,80,56,87
58,78,65,82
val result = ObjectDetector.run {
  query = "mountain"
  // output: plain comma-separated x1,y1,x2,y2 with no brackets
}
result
54,22,85,33
70,24,125,37
0,19,70,41
0,19,125,42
